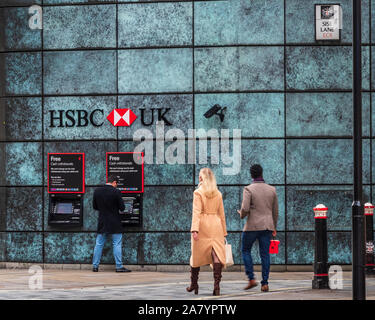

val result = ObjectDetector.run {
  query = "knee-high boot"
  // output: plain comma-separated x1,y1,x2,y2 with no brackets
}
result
186,267,200,294
213,263,222,296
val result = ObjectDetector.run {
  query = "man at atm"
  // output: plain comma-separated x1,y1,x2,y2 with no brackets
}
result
92,175,132,273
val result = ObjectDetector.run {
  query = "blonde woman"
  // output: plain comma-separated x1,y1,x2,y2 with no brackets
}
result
186,168,228,296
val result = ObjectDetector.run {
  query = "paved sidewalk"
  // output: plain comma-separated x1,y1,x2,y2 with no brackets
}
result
0,269,374,300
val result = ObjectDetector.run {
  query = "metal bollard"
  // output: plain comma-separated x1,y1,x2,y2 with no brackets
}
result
312,204,330,289
365,203,375,275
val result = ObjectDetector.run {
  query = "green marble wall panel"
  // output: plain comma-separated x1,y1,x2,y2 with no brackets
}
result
44,141,117,186
0,142,42,186
118,49,192,93
195,139,285,185
286,139,371,184
44,232,96,264
44,0,113,3
118,3,192,47
287,186,371,231
195,47,284,92
372,47,375,89
286,0,370,44
6,232,43,263
286,46,370,90
194,0,284,45
287,232,351,264
372,0,375,43
43,96,117,141
44,50,116,95
43,5,116,49
0,233,5,262
119,141,194,185
0,7,41,51
286,93,371,137
0,0,41,5
117,94,193,139
0,97,42,141
195,93,284,138
1,187,43,232
142,186,193,232
1,52,42,96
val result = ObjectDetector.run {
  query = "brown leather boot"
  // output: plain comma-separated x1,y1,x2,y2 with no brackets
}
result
213,263,222,296
186,267,200,294
261,284,269,292
244,279,258,290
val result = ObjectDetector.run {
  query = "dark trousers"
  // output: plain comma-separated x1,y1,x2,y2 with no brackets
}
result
241,230,272,286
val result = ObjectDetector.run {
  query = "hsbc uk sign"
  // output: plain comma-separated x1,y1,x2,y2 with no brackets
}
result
48,108,173,128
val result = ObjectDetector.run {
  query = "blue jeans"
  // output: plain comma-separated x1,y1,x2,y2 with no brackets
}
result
93,233,123,269
241,230,272,286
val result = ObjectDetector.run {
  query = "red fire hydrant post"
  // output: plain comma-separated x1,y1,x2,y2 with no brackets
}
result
312,204,330,289
365,203,375,275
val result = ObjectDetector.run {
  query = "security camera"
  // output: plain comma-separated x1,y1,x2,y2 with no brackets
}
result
204,104,227,122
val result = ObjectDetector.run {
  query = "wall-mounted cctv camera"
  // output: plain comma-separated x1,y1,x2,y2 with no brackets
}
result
204,104,227,122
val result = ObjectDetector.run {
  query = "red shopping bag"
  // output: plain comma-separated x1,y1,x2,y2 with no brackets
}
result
269,239,280,254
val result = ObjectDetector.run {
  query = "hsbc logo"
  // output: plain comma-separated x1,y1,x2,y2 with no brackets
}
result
107,109,137,127
48,108,173,128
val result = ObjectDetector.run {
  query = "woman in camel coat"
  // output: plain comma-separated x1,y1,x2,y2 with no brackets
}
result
186,168,227,296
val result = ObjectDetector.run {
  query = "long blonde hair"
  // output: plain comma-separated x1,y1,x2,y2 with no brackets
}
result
198,168,219,198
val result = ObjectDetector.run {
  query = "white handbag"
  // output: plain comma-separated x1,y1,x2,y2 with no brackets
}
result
225,238,234,267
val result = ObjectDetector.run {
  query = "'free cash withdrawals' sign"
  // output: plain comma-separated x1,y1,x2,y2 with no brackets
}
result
48,153,85,193
106,152,144,193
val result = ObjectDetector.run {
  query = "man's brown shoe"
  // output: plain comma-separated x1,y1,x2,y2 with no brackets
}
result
261,284,269,292
244,279,258,290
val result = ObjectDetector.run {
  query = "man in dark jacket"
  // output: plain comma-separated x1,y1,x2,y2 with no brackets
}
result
92,175,131,272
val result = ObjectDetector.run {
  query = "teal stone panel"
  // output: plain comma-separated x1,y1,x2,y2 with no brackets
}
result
142,186,193,232
286,93,371,137
195,139,285,185
3,187,43,231
118,2,192,47
195,47,284,92
1,52,42,96
194,0,284,45
117,95,193,139
0,7,41,51
328,232,351,264
44,50,116,95
43,5,116,49
44,0,113,3
287,186,371,231
242,232,286,265
372,47,375,89
286,46,370,90
373,0,375,43
287,232,314,264
6,232,43,263
44,96,117,141
139,232,190,265
220,186,242,232
119,141,194,185
287,139,371,184
195,93,284,138
0,0,41,5
118,49,192,93
44,232,96,264
0,97,42,141
286,0,370,44
0,233,5,261
1,142,42,186
44,141,117,186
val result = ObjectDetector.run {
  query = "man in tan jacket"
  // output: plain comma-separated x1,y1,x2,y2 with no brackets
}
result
237,164,278,292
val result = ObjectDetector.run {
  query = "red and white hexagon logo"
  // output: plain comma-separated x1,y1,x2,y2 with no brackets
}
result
107,109,137,127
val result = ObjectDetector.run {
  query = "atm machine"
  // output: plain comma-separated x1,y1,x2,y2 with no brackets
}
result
106,152,144,227
47,153,85,226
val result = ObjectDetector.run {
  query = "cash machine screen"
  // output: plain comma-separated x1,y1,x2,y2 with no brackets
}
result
55,202,73,214
121,198,134,215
